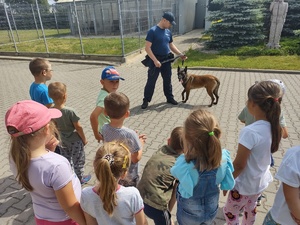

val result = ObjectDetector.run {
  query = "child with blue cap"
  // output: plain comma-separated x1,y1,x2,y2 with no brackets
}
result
90,66,124,142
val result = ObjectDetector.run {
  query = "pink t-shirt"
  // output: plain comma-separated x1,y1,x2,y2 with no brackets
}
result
10,151,81,222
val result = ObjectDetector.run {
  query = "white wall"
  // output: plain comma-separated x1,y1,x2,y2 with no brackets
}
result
178,0,198,34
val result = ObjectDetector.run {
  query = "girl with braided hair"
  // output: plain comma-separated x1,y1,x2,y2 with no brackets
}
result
223,81,283,225
171,109,235,225
80,142,148,225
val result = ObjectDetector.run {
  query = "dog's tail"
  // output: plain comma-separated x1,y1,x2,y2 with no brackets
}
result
214,77,220,96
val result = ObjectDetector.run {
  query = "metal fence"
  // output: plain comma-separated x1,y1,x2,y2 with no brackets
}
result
0,0,178,61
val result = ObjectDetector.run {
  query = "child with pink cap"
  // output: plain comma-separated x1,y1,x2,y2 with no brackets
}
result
5,100,86,225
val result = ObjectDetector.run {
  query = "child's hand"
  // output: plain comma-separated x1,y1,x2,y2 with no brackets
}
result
83,139,88,146
94,133,103,143
139,134,147,144
46,135,59,151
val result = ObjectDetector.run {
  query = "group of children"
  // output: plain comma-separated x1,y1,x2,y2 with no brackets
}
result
5,57,300,225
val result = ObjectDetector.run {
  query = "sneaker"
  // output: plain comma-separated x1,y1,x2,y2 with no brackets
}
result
257,199,261,206
141,100,148,109
167,99,178,105
81,174,91,185
257,194,265,206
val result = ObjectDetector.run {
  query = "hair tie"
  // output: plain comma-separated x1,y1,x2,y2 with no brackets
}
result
274,98,279,102
103,154,114,165
208,131,214,136
119,143,130,153
122,155,128,169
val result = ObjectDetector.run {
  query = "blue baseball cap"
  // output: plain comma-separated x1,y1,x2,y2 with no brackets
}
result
163,11,176,25
101,66,124,81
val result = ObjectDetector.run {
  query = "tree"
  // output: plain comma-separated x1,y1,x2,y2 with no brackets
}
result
205,0,265,49
282,0,300,36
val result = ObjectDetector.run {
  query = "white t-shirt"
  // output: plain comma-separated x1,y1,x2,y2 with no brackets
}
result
270,146,300,225
234,120,273,195
81,185,144,225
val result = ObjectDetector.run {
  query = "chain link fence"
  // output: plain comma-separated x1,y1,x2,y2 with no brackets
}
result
0,0,178,61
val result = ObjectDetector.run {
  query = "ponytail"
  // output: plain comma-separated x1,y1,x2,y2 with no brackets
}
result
184,109,222,171
10,135,33,191
264,98,282,153
248,81,282,153
94,142,131,215
94,155,117,215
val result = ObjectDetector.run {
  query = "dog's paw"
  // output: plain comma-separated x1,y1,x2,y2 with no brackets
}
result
182,100,187,103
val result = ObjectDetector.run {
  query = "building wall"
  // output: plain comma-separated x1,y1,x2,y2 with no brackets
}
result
178,0,197,34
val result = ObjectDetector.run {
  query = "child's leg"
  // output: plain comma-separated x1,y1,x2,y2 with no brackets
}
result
223,190,250,225
241,193,260,225
71,140,85,181
60,143,72,166
144,203,172,225
262,211,281,225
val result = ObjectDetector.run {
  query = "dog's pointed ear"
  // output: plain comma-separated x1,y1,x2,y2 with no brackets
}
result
184,66,187,73
177,66,180,72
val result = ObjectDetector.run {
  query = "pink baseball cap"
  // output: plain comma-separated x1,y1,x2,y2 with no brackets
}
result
5,100,62,137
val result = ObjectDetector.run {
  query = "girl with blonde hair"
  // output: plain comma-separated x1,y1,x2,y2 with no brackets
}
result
80,142,148,225
171,109,235,225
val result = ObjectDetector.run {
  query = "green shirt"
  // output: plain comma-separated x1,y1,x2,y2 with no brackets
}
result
53,106,81,144
96,89,110,133
137,145,180,211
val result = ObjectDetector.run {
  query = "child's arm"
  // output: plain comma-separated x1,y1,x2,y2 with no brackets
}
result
131,133,146,164
232,144,251,179
73,121,88,145
131,150,142,164
90,106,103,142
45,103,54,108
83,212,97,225
55,181,86,225
168,181,178,212
135,210,148,225
283,183,300,224
282,126,288,139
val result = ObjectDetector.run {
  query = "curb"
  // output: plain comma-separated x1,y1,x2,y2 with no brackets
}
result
183,66,300,75
1,55,299,75
0,56,119,66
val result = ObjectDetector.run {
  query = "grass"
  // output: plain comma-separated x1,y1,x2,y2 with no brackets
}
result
0,36,142,55
0,29,71,44
0,29,299,70
174,37,300,71
176,50,300,71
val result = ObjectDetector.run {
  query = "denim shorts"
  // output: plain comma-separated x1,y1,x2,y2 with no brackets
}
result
176,192,218,225
263,211,281,225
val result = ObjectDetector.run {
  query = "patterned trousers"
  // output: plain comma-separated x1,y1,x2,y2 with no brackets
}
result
223,189,260,225
61,140,85,181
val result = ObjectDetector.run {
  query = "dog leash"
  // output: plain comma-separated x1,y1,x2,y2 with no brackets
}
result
150,55,186,76
160,55,181,64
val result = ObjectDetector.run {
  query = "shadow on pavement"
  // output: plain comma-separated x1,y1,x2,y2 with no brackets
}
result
130,101,205,116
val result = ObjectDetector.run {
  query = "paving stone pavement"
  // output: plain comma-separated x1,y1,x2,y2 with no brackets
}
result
1,29,300,225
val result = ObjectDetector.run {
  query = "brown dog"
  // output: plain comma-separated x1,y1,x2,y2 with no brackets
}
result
177,66,220,107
